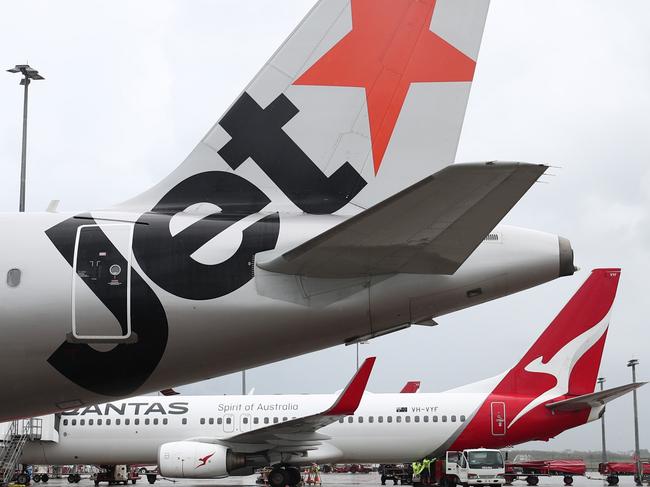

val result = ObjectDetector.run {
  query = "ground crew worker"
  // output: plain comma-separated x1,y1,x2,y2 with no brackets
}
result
421,459,432,485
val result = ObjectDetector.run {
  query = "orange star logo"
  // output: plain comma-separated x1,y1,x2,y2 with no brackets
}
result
295,0,476,174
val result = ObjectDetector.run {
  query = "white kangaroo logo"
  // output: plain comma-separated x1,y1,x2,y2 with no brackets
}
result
508,312,610,428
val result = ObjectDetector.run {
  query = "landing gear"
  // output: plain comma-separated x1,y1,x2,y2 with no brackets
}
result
267,468,288,487
267,466,302,487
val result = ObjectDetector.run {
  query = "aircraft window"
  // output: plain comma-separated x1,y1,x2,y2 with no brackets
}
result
414,416,420,423
460,415,466,422
369,416,374,423
80,420,85,426
63,419,68,426
358,416,363,423
253,418,259,425
423,416,429,423
451,415,457,422
209,418,214,425
200,418,205,425
378,416,383,423
217,418,223,425
88,419,94,426
347,417,353,423
264,418,270,424
71,420,76,426
125,419,130,426
153,418,159,425
162,419,168,425
338,418,343,424
405,416,411,423
442,415,447,422
243,417,249,424
226,417,232,425
134,419,139,425
396,416,401,423
283,417,288,422
433,416,438,422
182,418,187,425
387,417,392,423
273,417,278,424
98,419,103,426
106,419,111,426
116,419,121,426
6,268,21,287
145,419,150,426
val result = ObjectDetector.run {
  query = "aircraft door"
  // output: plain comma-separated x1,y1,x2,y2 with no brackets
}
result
490,401,506,436
72,223,134,342
224,414,234,433
240,413,251,432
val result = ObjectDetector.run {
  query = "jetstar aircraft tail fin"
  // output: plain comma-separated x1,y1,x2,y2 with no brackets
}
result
117,0,490,214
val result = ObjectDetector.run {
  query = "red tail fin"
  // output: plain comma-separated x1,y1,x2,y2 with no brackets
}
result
450,269,621,449
509,268,620,397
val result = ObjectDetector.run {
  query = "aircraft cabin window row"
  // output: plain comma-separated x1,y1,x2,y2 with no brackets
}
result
339,415,466,424
62,418,169,426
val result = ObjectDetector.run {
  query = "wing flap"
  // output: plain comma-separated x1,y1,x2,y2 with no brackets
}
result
259,162,548,277
546,382,646,412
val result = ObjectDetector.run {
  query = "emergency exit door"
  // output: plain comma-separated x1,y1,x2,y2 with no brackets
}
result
490,401,506,436
72,223,133,341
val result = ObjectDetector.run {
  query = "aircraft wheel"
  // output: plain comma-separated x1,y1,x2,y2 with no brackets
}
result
563,476,573,486
268,468,288,487
147,475,156,485
285,467,301,486
606,476,619,486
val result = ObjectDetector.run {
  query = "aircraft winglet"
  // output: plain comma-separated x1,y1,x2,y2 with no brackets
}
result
325,357,376,416
400,381,421,393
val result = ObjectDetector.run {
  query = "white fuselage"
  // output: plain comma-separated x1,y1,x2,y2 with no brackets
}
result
0,210,566,422
21,393,486,466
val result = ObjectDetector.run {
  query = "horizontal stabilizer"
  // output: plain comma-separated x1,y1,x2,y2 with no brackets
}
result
546,382,647,412
259,162,547,277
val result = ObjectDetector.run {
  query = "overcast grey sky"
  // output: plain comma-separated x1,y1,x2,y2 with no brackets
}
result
1,1,648,452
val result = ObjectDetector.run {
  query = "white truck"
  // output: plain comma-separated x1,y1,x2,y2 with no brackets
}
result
414,449,506,487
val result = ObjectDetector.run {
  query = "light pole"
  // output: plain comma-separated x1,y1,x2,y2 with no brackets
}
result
627,359,642,486
242,370,246,395
7,64,45,212
597,377,607,464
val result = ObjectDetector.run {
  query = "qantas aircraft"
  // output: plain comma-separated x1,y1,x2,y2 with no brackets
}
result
0,0,575,422
17,269,642,487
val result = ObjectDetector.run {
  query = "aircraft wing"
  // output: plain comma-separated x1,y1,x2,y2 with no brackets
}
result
187,358,375,454
545,382,647,412
258,162,548,278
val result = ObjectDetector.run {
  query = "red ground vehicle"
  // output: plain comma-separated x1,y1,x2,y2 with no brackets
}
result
505,459,586,486
599,461,650,485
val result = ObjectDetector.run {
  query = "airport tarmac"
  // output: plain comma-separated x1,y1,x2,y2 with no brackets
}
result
32,473,643,487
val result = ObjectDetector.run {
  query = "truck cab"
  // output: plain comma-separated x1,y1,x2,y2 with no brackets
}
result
445,449,506,486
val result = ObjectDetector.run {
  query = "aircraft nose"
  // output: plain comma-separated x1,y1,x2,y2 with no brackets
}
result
558,236,576,277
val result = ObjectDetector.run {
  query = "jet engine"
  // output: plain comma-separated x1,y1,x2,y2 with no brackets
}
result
158,441,246,478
